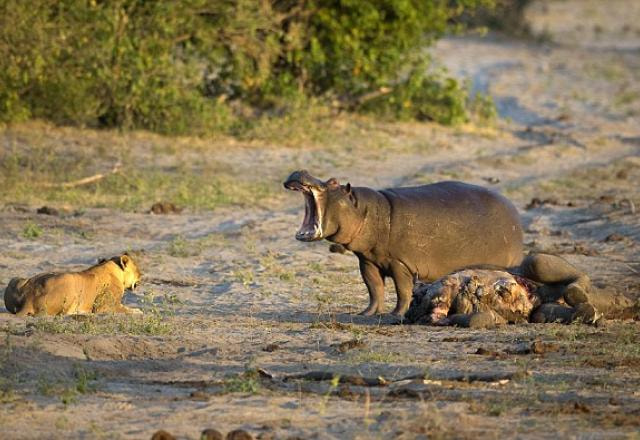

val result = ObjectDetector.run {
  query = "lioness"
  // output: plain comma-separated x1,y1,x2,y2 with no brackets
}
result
3,254,142,316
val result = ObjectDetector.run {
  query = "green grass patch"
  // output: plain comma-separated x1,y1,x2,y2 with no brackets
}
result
0,147,275,211
22,221,43,239
37,364,98,405
30,312,174,336
232,268,255,287
223,370,261,394
167,235,202,258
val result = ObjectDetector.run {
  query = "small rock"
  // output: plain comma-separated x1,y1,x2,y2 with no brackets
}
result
530,340,560,355
474,347,504,358
201,428,224,440
525,198,543,210
190,390,210,401
608,397,622,406
475,347,493,355
604,233,625,242
506,340,559,355
598,195,616,204
338,383,357,399
227,430,254,440
150,202,183,215
37,206,59,216
256,369,274,379
615,169,629,179
572,243,598,256
262,343,280,352
333,339,367,353
572,401,590,413
151,430,176,440
525,197,559,210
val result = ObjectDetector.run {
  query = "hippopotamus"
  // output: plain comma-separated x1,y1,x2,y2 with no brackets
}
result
284,170,524,315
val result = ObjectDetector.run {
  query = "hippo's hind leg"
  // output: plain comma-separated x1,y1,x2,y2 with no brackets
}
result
358,258,385,316
447,311,502,329
521,253,592,305
530,303,600,324
389,262,413,316
521,253,587,284
530,303,574,323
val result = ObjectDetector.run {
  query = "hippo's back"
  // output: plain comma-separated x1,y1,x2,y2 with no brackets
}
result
381,181,523,280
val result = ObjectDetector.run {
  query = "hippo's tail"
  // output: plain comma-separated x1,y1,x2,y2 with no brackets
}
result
4,277,29,315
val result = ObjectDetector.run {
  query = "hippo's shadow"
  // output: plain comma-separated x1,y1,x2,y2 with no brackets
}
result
249,309,401,326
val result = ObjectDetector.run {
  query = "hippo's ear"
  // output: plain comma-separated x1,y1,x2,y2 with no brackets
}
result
344,183,358,207
326,178,340,189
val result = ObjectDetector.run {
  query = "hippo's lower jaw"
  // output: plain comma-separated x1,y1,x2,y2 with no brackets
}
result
296,225,322,241
295,191,323,241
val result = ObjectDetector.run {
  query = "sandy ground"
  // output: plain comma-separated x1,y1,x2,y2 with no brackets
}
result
1,1,639,439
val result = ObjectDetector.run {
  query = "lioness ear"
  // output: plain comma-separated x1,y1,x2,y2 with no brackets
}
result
119,255,130,269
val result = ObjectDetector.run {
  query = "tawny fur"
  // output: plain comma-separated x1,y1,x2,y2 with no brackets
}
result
3,254,142,316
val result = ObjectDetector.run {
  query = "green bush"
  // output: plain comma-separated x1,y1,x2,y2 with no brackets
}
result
0,0,496,133
360,64,470,124
212,0,495,122
461,0,533,36
0,0,229,134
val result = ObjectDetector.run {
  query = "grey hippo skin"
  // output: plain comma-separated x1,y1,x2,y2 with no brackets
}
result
284,170,524,316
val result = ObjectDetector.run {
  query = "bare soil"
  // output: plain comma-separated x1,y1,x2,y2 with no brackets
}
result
1,1,639,439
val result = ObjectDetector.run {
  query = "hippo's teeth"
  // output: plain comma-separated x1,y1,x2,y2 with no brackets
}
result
295,222,322,241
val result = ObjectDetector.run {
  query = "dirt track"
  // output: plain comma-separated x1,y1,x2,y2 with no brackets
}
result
1,1,639,439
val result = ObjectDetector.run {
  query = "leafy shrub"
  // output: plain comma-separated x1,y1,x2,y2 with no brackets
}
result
462,0,533,36
0,0,496,133
360,65,470,124
211,0,495,122
0,0,229,134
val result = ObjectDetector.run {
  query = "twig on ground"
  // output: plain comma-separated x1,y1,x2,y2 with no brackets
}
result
41,162,122,189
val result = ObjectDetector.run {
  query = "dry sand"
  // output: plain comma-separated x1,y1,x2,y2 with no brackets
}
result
1,1,639,439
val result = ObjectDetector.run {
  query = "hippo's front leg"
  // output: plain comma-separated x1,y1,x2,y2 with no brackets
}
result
358,257,385,315
390,262,413,316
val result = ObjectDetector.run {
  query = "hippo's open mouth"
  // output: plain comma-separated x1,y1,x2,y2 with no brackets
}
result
284,170,324,241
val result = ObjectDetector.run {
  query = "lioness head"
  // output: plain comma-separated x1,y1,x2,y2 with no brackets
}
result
102,254,142,291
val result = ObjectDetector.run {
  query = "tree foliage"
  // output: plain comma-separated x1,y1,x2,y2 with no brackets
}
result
0,0,495,133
